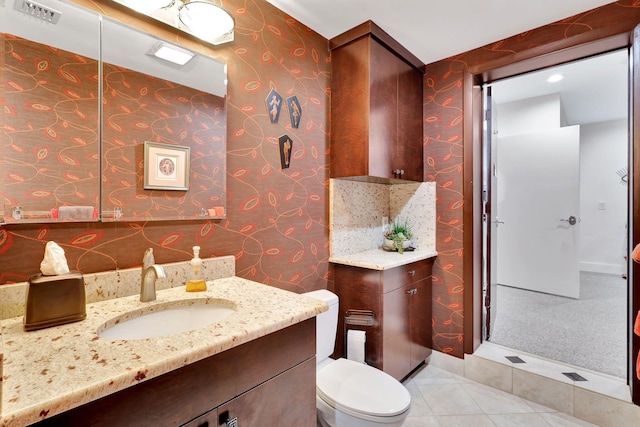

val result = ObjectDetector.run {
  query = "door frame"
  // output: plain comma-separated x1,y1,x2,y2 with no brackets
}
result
465,32,640,404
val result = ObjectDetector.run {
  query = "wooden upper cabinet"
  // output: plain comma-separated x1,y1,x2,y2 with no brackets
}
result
330,21,425,183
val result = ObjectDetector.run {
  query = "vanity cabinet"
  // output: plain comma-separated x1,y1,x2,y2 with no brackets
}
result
333,258,434,380
330,21,424,183
32,319,316,427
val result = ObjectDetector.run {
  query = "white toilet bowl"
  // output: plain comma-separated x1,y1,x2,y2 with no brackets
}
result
303,290,411,427
316,358,411,427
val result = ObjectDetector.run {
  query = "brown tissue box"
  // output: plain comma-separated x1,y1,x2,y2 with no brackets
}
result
24,272,86,331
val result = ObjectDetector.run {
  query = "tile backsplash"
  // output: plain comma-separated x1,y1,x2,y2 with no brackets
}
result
0,256,235,320
330,179,436,258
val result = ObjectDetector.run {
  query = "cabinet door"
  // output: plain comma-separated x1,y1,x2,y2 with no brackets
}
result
216,358,317,427
382,284,412,381
409,278,432,370
369,38,399,179
397,62,424,182
182,409,217,427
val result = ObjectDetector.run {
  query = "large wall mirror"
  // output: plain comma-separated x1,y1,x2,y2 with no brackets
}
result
0,0,227,224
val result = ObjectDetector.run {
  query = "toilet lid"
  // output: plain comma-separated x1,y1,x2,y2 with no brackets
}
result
316,358,411,417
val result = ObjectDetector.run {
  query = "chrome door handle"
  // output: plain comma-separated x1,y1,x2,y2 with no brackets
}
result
560,216,577,225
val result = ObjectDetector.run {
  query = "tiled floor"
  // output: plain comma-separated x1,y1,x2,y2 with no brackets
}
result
403,364,598,426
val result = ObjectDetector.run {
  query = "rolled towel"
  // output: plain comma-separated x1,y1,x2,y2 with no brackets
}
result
632,244,640,263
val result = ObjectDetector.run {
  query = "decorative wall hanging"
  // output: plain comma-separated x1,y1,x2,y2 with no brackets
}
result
144,142,190,190
286,95,302,128
266,88,283,123
279,135,293,169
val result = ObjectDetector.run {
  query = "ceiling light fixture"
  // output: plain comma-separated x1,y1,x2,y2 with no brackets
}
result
147,40,196,65
178,1,235,44
116,0,174,13
112,0,235,45
547,74,564,83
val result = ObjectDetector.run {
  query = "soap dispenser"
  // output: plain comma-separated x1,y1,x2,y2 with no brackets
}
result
186,246,206,292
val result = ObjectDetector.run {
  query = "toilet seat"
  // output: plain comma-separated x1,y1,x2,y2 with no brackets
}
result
316,358,411,420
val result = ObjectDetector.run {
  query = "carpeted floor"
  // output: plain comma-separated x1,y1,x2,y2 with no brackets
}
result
489,271,627,378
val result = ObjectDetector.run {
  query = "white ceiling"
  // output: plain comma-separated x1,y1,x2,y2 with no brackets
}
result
265,0,627,125
264,0,616,65
491,49,628,125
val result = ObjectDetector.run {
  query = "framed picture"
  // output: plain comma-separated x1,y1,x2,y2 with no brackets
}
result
279,134,293,169
265,88,283,123
286,95,302,128
144,142,190,190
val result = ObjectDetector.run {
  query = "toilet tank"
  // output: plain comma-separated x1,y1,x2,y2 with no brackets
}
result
303,290,339,363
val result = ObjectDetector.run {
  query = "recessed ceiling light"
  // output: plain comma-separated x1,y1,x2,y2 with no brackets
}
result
147,41,195,66
547,74,564,83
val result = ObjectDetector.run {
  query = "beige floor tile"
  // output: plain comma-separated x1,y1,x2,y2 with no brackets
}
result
489,413,553,427
462,382,539,414
539,412,599,427
416,383,484,416
403,416,441,426
437,414,497,427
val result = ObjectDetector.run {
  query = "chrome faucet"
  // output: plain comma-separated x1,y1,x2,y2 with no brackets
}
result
140,248,167,302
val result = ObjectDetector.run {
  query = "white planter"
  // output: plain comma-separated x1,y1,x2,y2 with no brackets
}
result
383,238,411,250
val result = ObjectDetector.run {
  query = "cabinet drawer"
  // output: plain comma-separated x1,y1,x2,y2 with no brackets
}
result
381,259,433,293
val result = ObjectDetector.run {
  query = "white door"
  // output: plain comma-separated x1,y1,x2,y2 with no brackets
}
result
496,126,581,299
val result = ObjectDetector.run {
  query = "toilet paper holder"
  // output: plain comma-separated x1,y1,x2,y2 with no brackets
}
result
345,309,374,326
344,310,373,362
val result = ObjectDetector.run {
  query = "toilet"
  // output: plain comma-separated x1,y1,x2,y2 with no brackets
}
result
303,290,411,427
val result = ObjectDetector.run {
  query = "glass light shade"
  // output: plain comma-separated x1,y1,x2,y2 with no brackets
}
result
178,1,235,42
117,0,174,13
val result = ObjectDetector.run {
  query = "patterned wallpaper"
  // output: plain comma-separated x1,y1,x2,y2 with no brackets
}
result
1,0,637,365
425,1,640,357
0,34,100,215
0,0,331,293
101,62,226,221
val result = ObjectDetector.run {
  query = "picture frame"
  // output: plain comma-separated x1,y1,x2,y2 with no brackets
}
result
265,88,283,123
144,141,190,191
286,95,302,128
279,134,293,169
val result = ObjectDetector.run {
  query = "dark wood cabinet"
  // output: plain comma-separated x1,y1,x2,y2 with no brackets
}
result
32,319,317,427
333,258,434,381
330,21,425,183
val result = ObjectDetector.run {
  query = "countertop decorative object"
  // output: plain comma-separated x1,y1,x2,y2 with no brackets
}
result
0,277,326,427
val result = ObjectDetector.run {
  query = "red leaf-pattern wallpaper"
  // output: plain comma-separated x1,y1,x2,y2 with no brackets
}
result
0,34,100,213
0,0,331,294
1,0,639,364
101,62,226,220
425,1,640,357
424,60,466,356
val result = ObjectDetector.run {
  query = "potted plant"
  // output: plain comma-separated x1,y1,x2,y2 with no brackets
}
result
383,219,413,253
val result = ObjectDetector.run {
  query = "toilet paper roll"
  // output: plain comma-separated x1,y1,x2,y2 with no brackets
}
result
347,329,366,364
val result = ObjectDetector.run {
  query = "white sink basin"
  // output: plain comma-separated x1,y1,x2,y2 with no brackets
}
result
98,299,236,340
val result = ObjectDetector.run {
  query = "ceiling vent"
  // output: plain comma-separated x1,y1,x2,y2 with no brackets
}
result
13,0,62,24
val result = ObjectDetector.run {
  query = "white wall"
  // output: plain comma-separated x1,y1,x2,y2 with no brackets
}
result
496,94,562,136
497,91,627,276
579,119,627,274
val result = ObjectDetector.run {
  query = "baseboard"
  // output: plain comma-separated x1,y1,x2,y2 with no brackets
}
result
580,262,624,275
425,349,465,377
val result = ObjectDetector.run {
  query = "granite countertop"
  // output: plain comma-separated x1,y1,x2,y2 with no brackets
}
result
0,277,326,427
329,248,438,270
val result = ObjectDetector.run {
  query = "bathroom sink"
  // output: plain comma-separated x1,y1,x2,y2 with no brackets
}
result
98,299,236,340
